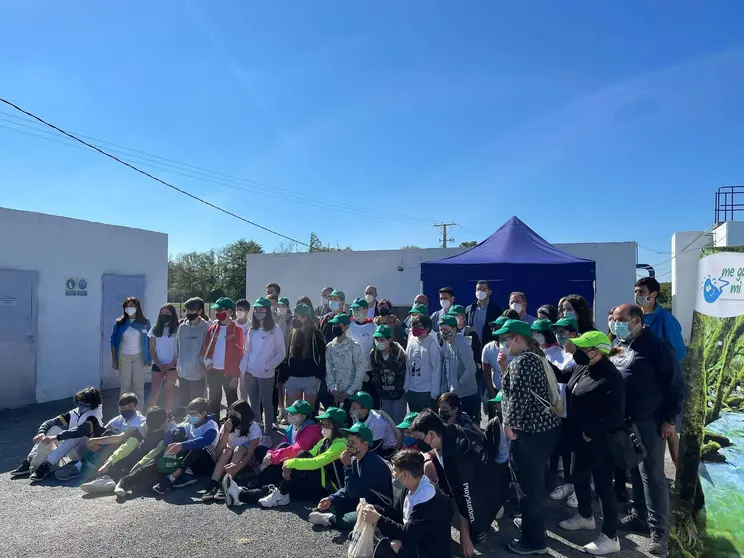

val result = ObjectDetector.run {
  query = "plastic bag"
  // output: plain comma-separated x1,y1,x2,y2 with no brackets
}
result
348,498,375,558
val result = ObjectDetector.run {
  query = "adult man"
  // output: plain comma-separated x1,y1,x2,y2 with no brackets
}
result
364,285,380,319
634,278,685,361
320,290,346,343
404,294,429,334
266,283,280,297
466,280,504,346
410,409,508,557
509,291,536,325
316,286,334,317
431,287,456,332
309,423,393,529
611,304,684,556
360,450,453,558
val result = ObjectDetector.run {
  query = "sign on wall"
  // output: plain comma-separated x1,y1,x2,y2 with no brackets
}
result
65,277,88,297
0,293,18,307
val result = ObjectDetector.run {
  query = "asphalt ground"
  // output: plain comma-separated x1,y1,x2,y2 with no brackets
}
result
0,391,667,558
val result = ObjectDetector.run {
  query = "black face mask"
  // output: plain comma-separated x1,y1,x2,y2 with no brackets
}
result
158,315,170,323
438,411,451,422
378,307,390,316
573,349,591,366
332,326,344,338
229,414,241,427
186,313,198,322
291,318,303,329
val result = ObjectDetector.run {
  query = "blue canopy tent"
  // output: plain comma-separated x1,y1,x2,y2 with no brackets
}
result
420,217,596,314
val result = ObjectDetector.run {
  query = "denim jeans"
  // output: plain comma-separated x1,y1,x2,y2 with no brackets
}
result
630,418,669,534
509,426,561,549
380,397,408,425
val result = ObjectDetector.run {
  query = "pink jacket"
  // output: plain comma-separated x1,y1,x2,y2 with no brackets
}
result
267,421,322,465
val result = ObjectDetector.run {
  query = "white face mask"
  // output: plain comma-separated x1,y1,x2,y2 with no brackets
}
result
321,427,333,439
321,296,329,305
533,333,545,346
236,310,247,320
440,299,451,310
278,308,288,316
510,302,523,314
375,341,387,350
365,294,375,304
476,290,488,301
125,307,137,317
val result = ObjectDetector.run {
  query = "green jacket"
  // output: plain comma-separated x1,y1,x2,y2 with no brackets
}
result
283,436,346,492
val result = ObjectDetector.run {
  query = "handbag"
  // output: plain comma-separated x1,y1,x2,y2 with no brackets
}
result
348,498,375,558
604,423,647,470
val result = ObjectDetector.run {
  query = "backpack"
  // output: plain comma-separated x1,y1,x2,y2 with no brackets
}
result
529,355,565,418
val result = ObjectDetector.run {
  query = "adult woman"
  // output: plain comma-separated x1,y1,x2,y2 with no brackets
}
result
284,304,326,411
494,319,562,555
558,331,625,556
110,297,151,405
373,298,407,347
201,298,244,418
536,305,559,323
242,297,286,429
436,392,480,434
148,304,179,413
531,318,564,368
557,295,596,334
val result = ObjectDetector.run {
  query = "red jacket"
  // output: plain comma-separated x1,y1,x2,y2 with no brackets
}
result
201,321,244,377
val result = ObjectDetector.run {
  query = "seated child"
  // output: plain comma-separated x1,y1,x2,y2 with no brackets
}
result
80,406,169,494
397,412,420,450
11,387,103,482
202,400,262,502
308,422,393,530
360,450,453,558
223,406,347,508
348,391,400,459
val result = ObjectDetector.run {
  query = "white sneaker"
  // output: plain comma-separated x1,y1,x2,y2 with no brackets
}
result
549,483,574,501
495,506,504,520
222,474,240,507
81,475,115,494
308,511,333,527
559,513,596,531
583,533,621,555
113,482,127,498
566,492,579,508
259,486,290,508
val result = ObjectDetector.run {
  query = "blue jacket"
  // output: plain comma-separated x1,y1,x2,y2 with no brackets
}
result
329,449,393,510
110,319,152,364
643,305,686,362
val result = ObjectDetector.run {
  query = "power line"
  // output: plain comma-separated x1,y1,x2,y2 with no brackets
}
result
0,97,312,247
646,228,715,268
433,222,457,248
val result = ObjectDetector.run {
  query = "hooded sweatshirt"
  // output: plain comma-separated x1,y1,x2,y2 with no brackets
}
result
177,318,209,381
404,334,442,398
370,342,407,400
441,333,478,398
347,318,376,376
642,304,686,362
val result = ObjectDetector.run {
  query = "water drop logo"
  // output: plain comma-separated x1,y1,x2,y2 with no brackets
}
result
701,275,729,304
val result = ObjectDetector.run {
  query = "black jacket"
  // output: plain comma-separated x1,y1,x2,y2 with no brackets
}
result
465,300,504,346
437,423,502,543
370,342,407,400
376,481,453,558
280,330,327,382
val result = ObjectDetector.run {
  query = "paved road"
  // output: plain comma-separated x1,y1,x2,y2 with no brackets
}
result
0,393,663,557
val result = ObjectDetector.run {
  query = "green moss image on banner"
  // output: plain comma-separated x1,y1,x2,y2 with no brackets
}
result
671,245,744,557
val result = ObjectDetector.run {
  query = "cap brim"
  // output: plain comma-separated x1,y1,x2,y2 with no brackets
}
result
396,421,412,429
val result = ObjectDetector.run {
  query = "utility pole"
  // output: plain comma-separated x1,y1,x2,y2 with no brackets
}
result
434,222,457,248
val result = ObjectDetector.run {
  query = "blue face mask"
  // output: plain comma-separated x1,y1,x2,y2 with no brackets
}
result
76,404,90,414
187,414,202,425
121,409,137,420
329,300,340,311
613,321,632,340
403,435,418,448
564,310,578,321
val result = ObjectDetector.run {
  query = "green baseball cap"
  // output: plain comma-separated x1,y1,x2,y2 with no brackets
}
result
278,296,290,307
550,317,579,332
489,315,509,328
329,290,346,300
350,297,369,309
487,391,503,404
294,303,313,318
447,304,467,315
373,325,392,339
439,315,458,328
340,422,373,445
211,297,236,310
286,399,313,416
348,391,374,410
253,296,272,309
572,331,613,355
531,318,554,333
328,313,350,325
397,412,419,430
408,304,429,315
493,319,533,338
316,406,347,425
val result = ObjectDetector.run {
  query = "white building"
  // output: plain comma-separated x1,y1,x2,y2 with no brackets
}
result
0,207,168,409
245,241,637,324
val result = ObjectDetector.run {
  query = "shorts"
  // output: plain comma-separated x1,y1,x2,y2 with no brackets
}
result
284,376,321,396
152,363,177,376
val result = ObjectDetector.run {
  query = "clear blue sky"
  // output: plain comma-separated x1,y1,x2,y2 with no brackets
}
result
2,2,744,281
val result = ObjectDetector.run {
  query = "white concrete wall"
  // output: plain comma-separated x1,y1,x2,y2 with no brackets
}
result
246,241,636,323
0,207,168,404
713,221,744,247
672,230,714,343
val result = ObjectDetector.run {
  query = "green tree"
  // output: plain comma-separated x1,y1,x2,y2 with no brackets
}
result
309,232,352,252
216,239,263,299
400,245,422,250
459,240,478,248
658,281,672,310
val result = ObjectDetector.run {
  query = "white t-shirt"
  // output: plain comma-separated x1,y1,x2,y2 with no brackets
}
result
121,323,142,355
543,345,566,369
212,326,228,370
227,422,263,449
148,326,177,365
105,411,146,434
347,321,375,372
481,341,501,390
360,410,397,450
186,418,219,451
237,321,251,339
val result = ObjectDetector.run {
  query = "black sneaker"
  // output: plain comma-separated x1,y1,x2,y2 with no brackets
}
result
172,473,198,489
507,538,548,555
202,482,220,502
650,530,668,556
213,488,226,502
10,459,31,478
30,461,53,481
618,513,650,535
153,477,172,495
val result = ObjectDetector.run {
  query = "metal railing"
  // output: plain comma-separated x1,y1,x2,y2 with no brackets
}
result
715,185,744,224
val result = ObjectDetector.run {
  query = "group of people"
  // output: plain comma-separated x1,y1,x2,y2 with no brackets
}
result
10,276,686,557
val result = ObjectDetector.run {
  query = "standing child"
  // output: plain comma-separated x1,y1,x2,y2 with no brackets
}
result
109,297,151,405
176,298,209,417
370,325,408,424
347,298,377,406
148,304,180,414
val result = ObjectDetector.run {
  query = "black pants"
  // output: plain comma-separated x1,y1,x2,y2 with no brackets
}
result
207,371,237,418
278,450,330,499
178,378,206,417
362,380,379,410
374,537,419,558
118,452,164,491
548,422,573,486
118,448,215,490
509,426,561,550
573,438,618,538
